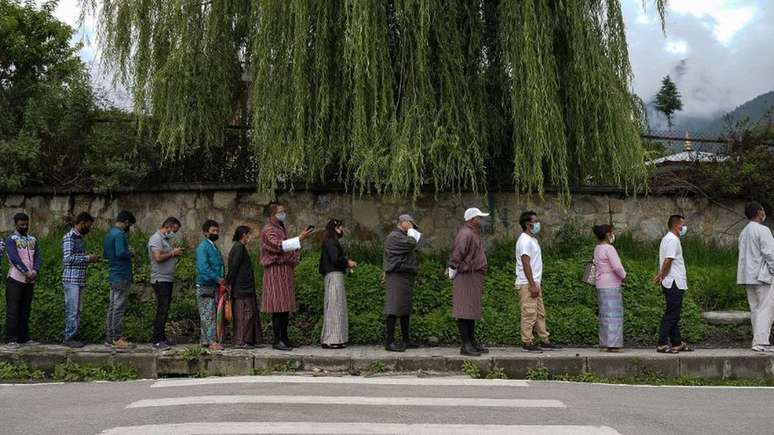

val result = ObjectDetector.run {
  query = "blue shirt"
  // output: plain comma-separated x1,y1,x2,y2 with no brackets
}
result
62,229,90,285
196,239,224,286
103,226,133,284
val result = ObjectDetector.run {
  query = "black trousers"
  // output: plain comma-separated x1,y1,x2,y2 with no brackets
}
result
658,282,684,346
152,281,174,343
5,277,34,343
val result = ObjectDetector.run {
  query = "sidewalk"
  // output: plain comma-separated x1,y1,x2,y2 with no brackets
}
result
1,344,772,380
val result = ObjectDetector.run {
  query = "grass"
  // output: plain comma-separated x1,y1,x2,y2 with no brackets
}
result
0,361,138,382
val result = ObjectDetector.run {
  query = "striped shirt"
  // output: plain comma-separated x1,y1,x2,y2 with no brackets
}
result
62,228,90,285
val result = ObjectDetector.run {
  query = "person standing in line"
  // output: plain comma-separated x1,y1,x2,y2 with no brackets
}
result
103,210,136,350
516,211,561,353
448,208,489,356
318,219,357,349
382,214,422,352
196,219,225,351
4,213,41,348
654,214,693,353
148,217,183,350
62,212,100,348
260,203,314,351
737,202,774,353
227,225,262,348
592,224,627,352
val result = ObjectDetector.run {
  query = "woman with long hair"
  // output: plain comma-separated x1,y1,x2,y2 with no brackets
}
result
227,225,262,348
318,219,357,349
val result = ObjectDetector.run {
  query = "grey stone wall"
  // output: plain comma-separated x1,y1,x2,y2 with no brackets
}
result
0,190,748,252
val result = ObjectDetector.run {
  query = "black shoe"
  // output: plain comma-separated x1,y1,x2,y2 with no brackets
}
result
153,341,171,350
402,340,420,349
540,341,562,351
273,341,293,351
164,339,177,347
385,342,406,352
63,339,85,348
522,343,543,353
474,344,489,354
460,342,482,357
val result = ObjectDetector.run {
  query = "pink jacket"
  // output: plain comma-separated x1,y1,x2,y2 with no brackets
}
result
593,244,626,289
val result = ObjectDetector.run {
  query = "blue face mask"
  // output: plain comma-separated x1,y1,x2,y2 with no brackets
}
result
679,225,688,237
531,222,541,235
276,212,288,222
164,231,177,240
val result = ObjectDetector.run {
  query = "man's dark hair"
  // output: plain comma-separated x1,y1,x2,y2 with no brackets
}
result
519,211,537,231
232,225,251,242
202,219,219,233
13,212,29,224
593,224,613,241
265,201,283,218
745,202,764,220
667,214,685,229
162,217,181,228
116,210,136,225
74,212,95,225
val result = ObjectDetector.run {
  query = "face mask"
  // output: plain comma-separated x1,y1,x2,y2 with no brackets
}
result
208,234,219,242
17,227,28,236
479,217,491,228
165,231,177,240
609,234,616,244
335,228,344,238
80,227,90,235
531,222,541,235
679,225,688,237
276,212,288,222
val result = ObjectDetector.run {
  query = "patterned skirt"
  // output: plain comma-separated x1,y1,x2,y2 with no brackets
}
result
453,272,485,320
260,264,297,313
233,295,262,345
597,287,624,348
321,272,348,345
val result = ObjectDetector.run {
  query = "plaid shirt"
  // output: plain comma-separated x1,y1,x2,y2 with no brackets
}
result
62,228,90,285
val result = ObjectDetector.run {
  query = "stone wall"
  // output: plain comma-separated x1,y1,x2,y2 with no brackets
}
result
0,189,748,252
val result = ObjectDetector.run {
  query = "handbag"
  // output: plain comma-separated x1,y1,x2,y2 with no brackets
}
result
582,260,597,286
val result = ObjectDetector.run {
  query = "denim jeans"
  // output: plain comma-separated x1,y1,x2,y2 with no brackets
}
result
106,280,130,342
63,283,85,341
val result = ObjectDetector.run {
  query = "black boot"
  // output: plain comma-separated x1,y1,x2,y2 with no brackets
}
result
280,312,296,348
470,320,489,353
400,315,418,348
385,315,404,352
271,313,291,351
460,319,481,356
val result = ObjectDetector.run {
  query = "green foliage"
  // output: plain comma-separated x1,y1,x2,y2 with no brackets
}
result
51,362,137,382
83,0,669,197
526,366,551,381
654,74,683,128
0,361,45,381
462,361,481,379
486,367,508,380
370,361,387,374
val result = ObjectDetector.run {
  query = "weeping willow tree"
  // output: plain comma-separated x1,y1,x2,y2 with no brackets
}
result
85,0,667,197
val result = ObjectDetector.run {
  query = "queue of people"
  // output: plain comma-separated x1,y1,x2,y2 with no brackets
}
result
1,201,773,354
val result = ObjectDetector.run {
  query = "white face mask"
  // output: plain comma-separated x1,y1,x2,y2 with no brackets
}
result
276,212,287,222
608,234,616,244
679,225,688,237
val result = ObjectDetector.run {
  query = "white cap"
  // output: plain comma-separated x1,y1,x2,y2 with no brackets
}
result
464,207,490,222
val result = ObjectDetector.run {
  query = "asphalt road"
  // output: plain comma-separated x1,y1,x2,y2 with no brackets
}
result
1,375,773,434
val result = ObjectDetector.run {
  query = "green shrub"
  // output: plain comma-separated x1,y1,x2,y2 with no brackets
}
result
51,362,138,382
0,361,45,381
0,225,746,346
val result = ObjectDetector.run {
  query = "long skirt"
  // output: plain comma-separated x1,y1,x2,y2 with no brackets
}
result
384,272,416,316
453,272,485,320
233,294,261,345
321,272,348,345
261,264,297,313
597,287,624,348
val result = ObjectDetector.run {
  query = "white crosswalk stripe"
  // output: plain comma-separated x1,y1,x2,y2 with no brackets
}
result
101,422,622,435
152,375,530,388
127,394,565,409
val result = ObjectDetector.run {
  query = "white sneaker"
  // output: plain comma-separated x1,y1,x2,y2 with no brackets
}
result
751,345,774,352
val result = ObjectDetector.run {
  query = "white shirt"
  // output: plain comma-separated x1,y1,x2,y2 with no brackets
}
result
659,232,687,290
737,221,774,285
515,233,542,285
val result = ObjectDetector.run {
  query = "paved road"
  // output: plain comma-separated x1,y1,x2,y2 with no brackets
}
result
1,375,773,434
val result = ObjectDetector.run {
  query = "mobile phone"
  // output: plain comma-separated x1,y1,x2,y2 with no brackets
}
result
306,225,315,232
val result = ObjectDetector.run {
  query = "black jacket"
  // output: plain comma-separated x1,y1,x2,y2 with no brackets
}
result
226,242,256,297
319,237,348,275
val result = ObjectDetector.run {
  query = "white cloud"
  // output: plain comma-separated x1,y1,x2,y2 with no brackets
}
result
665,40,689,55
668,0,759,45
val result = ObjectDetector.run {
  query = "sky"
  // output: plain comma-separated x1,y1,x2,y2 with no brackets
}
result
50,0,774,122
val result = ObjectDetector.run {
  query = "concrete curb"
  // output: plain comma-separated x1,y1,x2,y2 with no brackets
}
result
2,345,773,380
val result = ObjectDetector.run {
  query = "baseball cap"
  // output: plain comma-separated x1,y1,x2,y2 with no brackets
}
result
398,214,418,229
464,207,490,222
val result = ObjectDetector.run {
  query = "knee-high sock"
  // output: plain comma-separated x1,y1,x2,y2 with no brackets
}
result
385,315,397,345
400,315,410,342
280,312,290,343
271,313,282,344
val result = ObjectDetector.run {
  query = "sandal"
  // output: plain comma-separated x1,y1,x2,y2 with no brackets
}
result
672,342,693,352
656,345,677,353
606,347,623,353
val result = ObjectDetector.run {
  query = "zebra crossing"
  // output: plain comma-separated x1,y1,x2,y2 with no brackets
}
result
100,375,621,435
